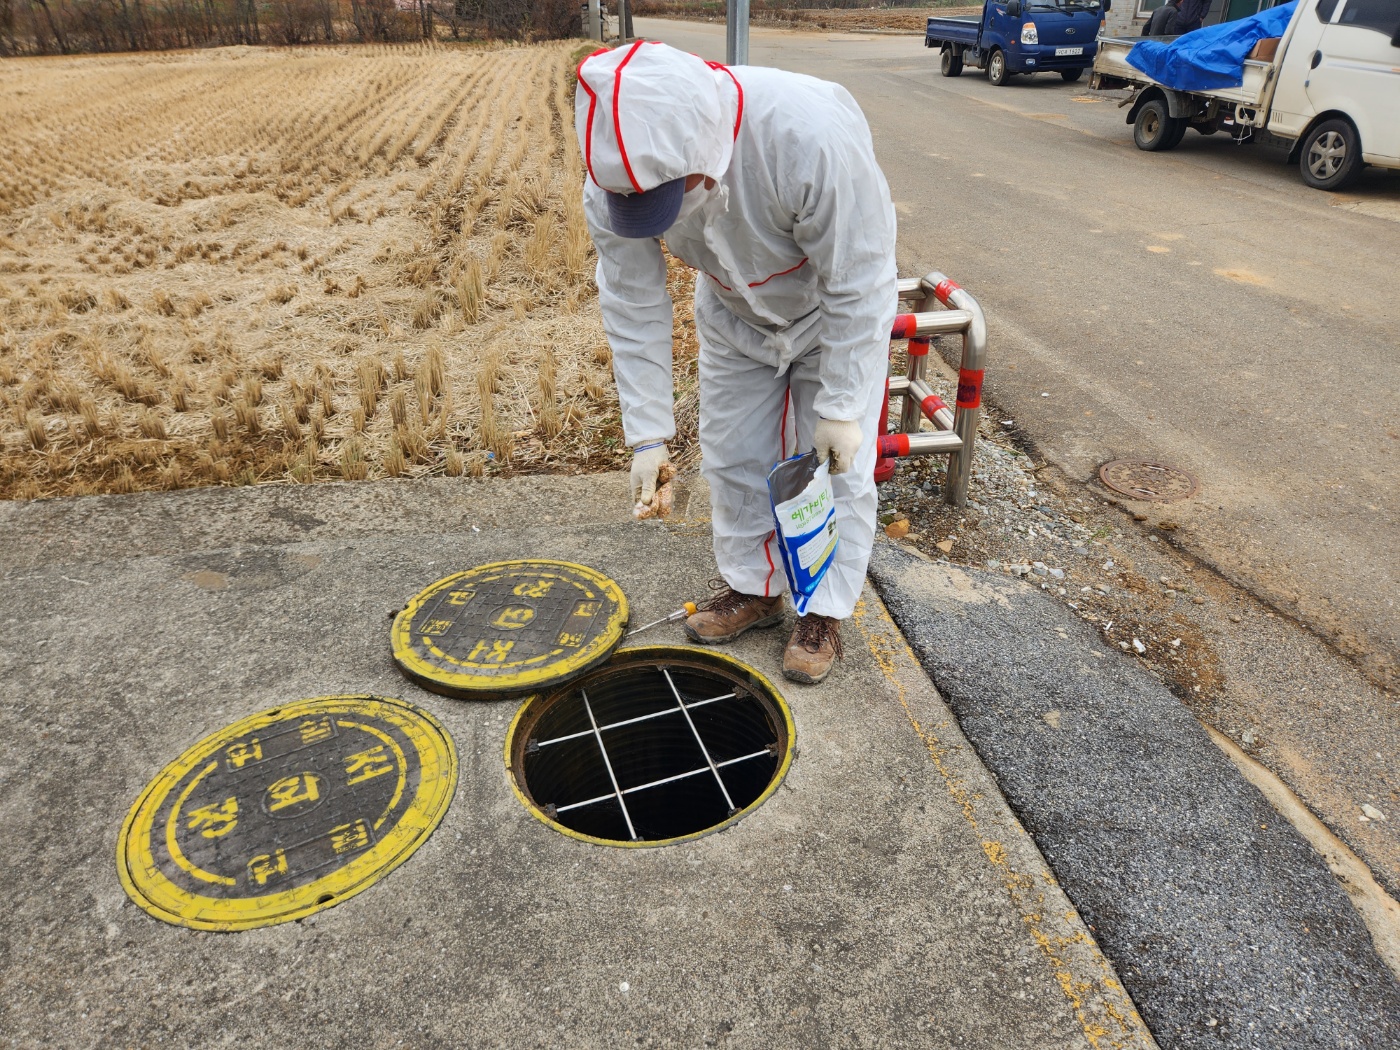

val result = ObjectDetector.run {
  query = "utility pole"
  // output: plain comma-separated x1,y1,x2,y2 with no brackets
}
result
725,0,749,65
587,0,602,41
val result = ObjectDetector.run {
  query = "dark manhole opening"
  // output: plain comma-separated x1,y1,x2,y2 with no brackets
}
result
506,647,794,846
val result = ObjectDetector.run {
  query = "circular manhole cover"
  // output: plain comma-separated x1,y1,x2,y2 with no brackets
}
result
392,560,629,699
1098,460,1199,503
505,646,795,847
118,695,456,931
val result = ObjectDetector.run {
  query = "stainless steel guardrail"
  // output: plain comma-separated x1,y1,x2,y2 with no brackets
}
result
875,272,988,506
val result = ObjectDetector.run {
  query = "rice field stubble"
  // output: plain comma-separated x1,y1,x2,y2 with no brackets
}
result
0,41,701,499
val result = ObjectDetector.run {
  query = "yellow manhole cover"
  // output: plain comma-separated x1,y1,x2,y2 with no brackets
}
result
118,695,456,931
392,560,629,698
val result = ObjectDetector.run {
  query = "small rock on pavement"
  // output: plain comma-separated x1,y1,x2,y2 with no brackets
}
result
1362,803,1387,822
885,519,910,540
1241,730,1257,747
1229,614,1243,623
1048,567,1065,579
935,539,954,553
1132,638,1146,654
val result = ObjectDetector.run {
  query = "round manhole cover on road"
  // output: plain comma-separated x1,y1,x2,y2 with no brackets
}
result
1099,460,1199,503
505,646,795,847
393,560,629,699
118,695,456,931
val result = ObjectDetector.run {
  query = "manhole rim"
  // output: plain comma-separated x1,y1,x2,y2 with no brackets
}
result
117,694,457,932
391,559,630,699
503,645,796,849
1097,458,1200,503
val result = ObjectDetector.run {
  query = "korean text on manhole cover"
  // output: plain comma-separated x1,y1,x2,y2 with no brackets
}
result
118,695,456,931
392,560,629,698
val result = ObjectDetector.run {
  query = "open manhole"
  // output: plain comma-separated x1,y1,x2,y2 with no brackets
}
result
1099,459,1199,502
505,646,794,847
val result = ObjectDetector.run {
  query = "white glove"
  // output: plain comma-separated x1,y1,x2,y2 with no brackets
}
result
814,418,862,476
630,441,670,510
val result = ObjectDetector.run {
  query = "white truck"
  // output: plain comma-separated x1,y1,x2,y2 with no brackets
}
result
1091,0,1400,190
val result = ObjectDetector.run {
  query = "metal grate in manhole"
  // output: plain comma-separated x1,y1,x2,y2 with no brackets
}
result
1098,459,1199,503
118,695,456,931
392,560,628,699
505,646,794,847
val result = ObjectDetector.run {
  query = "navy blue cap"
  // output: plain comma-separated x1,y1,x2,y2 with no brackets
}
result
606,177,687,239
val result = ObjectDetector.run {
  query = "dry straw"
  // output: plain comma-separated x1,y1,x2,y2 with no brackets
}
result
0,41,671,501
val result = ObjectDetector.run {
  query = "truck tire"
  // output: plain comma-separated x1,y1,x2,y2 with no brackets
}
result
941,47,964,78
1133,99,1184,151
1299,118,1365,191
988,49,1010,86
1060,68,1083,83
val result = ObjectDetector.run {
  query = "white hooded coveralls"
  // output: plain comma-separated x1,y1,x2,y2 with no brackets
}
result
577,43,897,619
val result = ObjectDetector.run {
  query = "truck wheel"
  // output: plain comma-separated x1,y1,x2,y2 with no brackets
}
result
988,49,1010,86
1060,68,1083,83
1299,118,1364,191
940,47,964,78
1133,99,1184,151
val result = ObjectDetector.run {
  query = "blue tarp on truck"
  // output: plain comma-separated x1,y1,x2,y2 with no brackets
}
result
1126,1,1298,91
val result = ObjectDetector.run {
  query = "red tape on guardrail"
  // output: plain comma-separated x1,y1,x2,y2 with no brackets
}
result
956,368,983,409
890,313,917,339
907,336,930,357
934,279,962,306
878,434,910,458
921,393,949,420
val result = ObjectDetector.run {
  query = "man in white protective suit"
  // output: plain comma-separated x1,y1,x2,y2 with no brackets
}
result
576,41,896,685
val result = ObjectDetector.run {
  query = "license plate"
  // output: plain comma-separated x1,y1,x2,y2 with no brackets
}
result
1055,47,1084,56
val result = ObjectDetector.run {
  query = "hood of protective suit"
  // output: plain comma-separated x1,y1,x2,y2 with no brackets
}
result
575,42,741,195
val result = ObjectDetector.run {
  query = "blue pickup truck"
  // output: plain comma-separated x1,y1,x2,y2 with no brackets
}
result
926,0,1111,85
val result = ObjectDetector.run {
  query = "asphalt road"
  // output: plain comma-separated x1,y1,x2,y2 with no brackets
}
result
634,18,1400,690
869,541,1400,1050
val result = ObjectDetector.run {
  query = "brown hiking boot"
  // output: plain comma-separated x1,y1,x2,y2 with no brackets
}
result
684,580,784,645
783,614,844,685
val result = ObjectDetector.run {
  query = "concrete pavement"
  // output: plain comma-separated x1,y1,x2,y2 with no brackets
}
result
0,475,1152,1049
